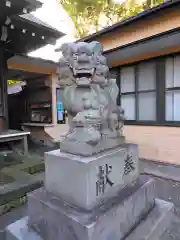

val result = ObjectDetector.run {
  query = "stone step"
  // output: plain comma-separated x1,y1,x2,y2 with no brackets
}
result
126,198,174,240
5,198,174,240
6,216,41,240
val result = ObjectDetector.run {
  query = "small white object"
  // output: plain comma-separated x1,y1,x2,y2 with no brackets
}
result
32,32,35,36
5,17,11,25
6,0,11,7
20,81,27,86
8,84,22,95
23,8,28,14
10,24,14,29
41,36,45,40
22,29,26,33
1,26,8,41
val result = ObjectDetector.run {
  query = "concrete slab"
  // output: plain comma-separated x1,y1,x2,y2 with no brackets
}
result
28,176,154,240
6,217,41,240
5,198,174,240
0,206,26,240
126,199,174,240
140,159,180,182
2,175,180,240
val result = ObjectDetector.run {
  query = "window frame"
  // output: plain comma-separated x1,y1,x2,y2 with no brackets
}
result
120,65,136,120
165,56,180,123
118,59,158,124
111,53,180,127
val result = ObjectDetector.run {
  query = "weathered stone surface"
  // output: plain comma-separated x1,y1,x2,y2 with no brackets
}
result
126,199,174,240
5,198,174,240
27,176,155,240
6,217,41,240
45,143,139,210
57,41,125,156
6,177,173,240
60,135,125,156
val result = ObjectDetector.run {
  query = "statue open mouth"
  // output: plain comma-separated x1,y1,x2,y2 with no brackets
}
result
73,68,95,77
72,68,95,86
75,72,92,78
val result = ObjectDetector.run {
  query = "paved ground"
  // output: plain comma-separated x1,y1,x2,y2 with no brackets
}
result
0,141,57,213
1,160,180,239
152,177,180,240
0,206,26,239
140,159,180,240
140,158,180,182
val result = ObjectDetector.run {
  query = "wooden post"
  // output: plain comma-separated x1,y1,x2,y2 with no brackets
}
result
23,135,28,156
0,46,9,132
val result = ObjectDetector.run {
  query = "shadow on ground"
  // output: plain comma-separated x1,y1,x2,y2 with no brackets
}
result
0,141,59,215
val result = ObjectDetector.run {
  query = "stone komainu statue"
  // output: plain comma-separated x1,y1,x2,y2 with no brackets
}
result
57,41,125,156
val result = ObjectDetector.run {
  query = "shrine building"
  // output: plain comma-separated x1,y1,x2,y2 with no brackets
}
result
77,0,180,165
0,0,65,152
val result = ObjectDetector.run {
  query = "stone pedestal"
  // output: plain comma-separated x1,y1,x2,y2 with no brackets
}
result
5,144,174,240
45,144,139,210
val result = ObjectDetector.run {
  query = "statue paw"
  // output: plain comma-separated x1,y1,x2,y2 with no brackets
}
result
84,127,101,146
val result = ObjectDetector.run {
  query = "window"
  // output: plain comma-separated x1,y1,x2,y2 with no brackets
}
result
108,69,120,105
109,53,180,126
120,66,136,120
137,62,156,121
165,56,180,121
120,61,156,122
108,69,118,84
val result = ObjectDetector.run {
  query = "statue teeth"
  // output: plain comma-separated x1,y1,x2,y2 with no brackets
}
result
73,68,76,75
91,69,95,75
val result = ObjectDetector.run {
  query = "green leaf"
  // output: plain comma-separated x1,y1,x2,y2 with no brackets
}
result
8,80,22,85
58,0,166,39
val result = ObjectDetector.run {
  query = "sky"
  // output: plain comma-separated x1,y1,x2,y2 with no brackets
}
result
28,0,143,61
28,0,76,62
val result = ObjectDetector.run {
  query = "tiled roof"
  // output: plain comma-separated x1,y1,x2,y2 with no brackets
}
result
20,14,60,32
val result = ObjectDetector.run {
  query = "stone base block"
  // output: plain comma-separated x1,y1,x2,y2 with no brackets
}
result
126,199,174,240
27,176,155,240
5,199,174,240
6,176,156,240
6,217,41,240
45,143,139,210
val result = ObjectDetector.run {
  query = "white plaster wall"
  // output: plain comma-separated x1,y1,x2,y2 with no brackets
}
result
45,123,69,142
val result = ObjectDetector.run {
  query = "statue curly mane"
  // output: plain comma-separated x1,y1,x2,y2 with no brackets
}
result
57,41,125,156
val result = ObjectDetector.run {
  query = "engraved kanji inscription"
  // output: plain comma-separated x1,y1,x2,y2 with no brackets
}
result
96,164,114,196
123,154,135,176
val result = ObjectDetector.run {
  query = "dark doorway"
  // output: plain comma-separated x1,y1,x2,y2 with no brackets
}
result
8,91,25,130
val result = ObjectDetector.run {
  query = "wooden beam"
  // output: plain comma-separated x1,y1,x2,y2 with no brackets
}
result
98,9,180,51
8,62,57,75
111,45,180,67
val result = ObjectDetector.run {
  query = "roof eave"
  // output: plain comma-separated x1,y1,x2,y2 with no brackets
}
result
25,0,42,12
13,15,65,40
8,54,58,69
78,0,180,42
